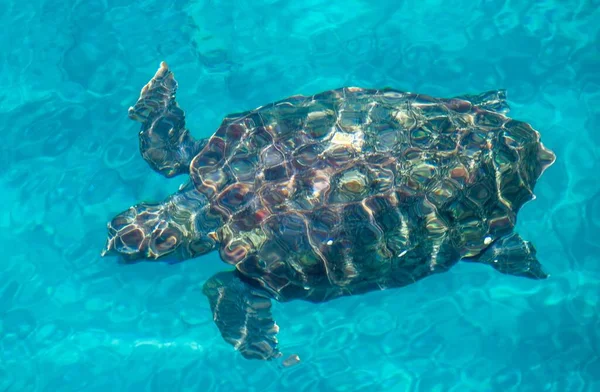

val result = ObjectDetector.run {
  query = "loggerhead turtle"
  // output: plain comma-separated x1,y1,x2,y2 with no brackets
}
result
102,62,556,361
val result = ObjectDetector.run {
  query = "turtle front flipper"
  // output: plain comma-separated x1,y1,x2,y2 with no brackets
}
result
128,61,206,178
203,271,282,360
462,232,548,279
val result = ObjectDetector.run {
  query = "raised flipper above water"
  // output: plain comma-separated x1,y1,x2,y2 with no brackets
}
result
128,61,206,178
462,232,548,279
203,271,282,360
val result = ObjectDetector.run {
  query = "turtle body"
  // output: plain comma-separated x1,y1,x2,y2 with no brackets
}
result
102,62,556,361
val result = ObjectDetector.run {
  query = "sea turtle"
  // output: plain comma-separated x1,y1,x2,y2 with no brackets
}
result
102,62,556,361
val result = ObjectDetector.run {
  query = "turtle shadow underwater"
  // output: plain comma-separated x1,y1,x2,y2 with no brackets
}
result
101,62,556,362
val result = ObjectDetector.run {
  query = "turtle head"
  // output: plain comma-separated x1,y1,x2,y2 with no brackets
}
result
102,189,221,262
102,204,185,261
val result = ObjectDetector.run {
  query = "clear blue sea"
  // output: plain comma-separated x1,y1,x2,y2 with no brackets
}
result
1,0,599,391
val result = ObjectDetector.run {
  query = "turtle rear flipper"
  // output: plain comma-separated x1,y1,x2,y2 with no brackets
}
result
452,89,510,114
128,61,206,178
203,271,282,360
463,232,548,279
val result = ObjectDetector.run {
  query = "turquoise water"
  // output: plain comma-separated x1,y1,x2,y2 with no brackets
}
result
1,0,599,390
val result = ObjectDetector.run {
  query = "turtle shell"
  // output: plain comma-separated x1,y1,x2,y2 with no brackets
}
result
189,87,555,300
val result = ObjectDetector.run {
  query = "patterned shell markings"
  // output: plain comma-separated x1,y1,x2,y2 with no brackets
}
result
189,87,555,299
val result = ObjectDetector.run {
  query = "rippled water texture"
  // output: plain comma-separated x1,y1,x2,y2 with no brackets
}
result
1,0,599,391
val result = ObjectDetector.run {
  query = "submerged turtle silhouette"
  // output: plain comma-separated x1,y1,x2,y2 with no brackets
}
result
102,62,556,361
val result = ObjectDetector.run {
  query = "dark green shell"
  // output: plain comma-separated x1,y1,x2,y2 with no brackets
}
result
189,87,555,301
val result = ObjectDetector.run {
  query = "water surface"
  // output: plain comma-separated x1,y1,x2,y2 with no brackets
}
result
1,0,599,391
